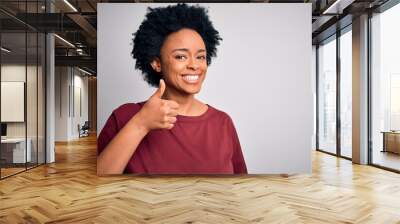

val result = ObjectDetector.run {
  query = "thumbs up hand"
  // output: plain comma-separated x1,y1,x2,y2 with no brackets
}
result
151,78,167,99
136,79,179,131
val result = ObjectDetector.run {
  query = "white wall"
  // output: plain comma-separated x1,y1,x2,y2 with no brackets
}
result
98,3,313,174
55,66,69,141
1,64,46,163
55,67,89,141
1,65,39,138
72,72,89,138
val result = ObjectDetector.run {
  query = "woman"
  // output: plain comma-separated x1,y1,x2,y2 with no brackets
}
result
97,3,247,175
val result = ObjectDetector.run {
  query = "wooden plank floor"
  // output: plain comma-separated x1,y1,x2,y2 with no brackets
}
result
1,135,400,224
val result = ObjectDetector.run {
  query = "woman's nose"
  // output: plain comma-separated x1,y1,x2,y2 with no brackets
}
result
187,57,199,70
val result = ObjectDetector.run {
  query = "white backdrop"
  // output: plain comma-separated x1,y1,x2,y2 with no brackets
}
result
98,3,313,174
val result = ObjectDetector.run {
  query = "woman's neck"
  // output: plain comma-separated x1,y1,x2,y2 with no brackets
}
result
162,89,204,116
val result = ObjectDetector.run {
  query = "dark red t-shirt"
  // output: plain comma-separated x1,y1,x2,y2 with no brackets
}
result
97,102,247,174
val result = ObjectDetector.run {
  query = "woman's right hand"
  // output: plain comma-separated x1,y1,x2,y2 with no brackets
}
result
135,79,179,131
97,79,179,175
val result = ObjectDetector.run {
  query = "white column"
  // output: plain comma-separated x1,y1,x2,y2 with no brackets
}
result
46,33,55,163
352,14,369,164
45,1,55,163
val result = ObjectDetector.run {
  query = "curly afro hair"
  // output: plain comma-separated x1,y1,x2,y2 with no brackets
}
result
131,3,222,87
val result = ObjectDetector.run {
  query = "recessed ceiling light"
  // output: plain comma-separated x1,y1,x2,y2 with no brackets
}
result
322,0,355,15
1,47,11,53
78,67,93,76
63,0,78,12
54,34,75,48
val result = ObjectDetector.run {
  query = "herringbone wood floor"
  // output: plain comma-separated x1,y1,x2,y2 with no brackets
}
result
1,135,400,223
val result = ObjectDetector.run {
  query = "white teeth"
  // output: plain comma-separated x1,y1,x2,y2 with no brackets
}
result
182,75,199,82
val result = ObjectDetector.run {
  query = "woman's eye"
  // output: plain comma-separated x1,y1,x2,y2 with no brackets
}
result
197,55,206,60
175,55,187,60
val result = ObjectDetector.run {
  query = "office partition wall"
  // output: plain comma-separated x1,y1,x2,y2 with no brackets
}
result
0,1,47,179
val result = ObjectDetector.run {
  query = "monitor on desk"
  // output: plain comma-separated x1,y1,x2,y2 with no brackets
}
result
1,123,7,138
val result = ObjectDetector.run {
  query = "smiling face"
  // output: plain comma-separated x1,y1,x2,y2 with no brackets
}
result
151,28,208,96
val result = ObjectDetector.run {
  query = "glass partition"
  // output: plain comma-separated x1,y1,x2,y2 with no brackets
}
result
38,32,45,165
26,0,43,170
1,31,28,177
0,1,46,179
27,31,38,169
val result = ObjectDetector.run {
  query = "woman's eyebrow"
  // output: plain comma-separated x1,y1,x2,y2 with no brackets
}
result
171,48,206,53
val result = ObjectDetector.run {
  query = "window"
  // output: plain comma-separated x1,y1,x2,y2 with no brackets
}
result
318,36,337,155
370,2,400,171
339,28,352,158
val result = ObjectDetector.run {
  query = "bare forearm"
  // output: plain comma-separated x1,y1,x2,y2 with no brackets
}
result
97,80,179,175
97,114,149,175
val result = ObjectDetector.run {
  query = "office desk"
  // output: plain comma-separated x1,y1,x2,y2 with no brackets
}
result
1,138,31,163
382,131,400,154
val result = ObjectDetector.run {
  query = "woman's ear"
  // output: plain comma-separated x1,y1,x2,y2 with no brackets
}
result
150,58,162,73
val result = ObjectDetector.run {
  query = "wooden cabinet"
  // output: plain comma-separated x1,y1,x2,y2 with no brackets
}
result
382,132,400,154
